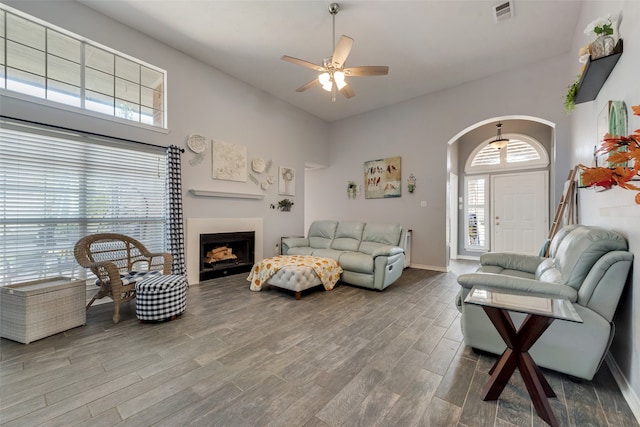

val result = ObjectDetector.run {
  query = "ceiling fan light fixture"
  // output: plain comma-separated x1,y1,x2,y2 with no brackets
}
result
318,72,332,91
281,2,389,100
334,71,346,90
489,122,509,149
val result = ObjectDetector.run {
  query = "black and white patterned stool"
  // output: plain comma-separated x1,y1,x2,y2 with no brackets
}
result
135,274,188,321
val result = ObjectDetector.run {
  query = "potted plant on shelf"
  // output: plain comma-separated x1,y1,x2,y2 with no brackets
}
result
579,104,640,204
584,14,615,59
276,198,294,212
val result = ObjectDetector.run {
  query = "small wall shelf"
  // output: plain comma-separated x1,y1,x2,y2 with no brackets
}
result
575,39,623,104
189,189,264,200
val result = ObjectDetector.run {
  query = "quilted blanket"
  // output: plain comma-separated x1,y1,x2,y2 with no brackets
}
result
247,255,342,292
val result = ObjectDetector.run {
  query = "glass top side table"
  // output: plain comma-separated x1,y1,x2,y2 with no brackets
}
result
464,287,583,427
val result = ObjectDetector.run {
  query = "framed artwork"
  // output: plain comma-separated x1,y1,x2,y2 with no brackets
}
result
596,101,628,167
278,166,295,196
212,140,247,182
364,156,401,199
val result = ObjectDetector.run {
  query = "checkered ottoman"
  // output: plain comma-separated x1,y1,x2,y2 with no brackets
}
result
135,274,188,321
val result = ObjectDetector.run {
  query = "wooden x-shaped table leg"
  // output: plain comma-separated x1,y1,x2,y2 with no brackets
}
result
480,306,559,427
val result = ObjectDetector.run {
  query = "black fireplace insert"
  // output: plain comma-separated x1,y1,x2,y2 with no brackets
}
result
199,231,255,281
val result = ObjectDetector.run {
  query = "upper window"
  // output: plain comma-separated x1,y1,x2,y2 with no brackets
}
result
0,5,166,128
465,134,549,174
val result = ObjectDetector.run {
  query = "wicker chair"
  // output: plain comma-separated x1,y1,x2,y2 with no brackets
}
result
74,233,172,323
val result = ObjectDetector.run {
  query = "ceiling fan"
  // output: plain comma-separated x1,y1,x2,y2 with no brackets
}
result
281,3,389,102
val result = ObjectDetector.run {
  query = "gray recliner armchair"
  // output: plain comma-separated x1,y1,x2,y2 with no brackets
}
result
456,224,633,380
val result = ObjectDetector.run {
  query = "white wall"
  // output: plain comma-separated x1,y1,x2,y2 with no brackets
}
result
307,54,572,270
567,0,640,410
1,0,330,261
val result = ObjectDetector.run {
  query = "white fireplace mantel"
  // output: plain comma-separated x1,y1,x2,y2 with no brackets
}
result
186,218,263,284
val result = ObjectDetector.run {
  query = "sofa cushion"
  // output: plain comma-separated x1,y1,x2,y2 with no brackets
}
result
308,220,338,249
359,242,404,257
338,251,374,274
361,223,402,246
330,221,365,251
311,248,345,262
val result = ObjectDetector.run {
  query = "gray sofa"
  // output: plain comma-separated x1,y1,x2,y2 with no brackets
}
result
282,220,405,290
456,224,633,380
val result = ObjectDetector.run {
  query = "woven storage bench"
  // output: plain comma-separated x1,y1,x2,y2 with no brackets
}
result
0,277,86,344
135,274,188,321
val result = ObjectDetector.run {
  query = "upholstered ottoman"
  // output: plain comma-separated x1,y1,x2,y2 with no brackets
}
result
248,255,342,300
135,274,188,321
265,265,323,300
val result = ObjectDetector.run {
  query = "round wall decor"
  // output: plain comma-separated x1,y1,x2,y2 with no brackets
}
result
187,134,208,153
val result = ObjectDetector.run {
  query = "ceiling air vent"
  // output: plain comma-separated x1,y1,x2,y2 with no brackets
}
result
493,1,514,23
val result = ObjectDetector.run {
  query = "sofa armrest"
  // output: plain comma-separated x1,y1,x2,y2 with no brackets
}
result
282,237,309,254
371,245,404,257
457,272,578,302
479,253,544,274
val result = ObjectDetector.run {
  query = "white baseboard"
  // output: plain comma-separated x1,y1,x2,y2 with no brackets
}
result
605,353,640,423
409,263,450,273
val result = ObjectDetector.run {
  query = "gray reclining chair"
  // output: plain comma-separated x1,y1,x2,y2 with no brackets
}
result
456,225,633,380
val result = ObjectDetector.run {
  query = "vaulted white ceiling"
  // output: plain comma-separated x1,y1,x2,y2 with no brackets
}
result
79,0,583,122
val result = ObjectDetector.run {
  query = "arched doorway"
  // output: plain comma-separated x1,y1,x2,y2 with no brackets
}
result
447,117,555,261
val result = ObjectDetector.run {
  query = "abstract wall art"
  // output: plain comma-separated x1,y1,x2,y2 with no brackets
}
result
212,140,247,182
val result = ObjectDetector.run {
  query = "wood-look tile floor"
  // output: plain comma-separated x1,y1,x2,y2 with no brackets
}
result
1,263,638,426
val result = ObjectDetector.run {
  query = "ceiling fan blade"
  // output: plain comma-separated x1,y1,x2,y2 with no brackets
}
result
344,66,389,77
296,78,320,93
340,83,355,99
281,55,325,72
331,35,354,68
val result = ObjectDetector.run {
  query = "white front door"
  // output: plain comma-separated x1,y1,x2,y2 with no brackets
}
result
491,171,548,254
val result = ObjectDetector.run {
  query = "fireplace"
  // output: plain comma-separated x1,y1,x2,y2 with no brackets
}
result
187,218,263,285
199,231,255,281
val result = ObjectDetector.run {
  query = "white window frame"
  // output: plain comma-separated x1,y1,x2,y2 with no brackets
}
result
464,174,489,252
0,4,168,131
465,133,549,174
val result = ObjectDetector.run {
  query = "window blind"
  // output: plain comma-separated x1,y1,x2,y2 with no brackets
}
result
0,119,167,286
466,176,487,250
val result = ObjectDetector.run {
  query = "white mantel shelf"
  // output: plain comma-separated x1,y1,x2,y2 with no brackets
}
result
188,189,264,200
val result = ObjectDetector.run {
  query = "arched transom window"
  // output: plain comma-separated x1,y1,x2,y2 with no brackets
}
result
465,134,549,174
